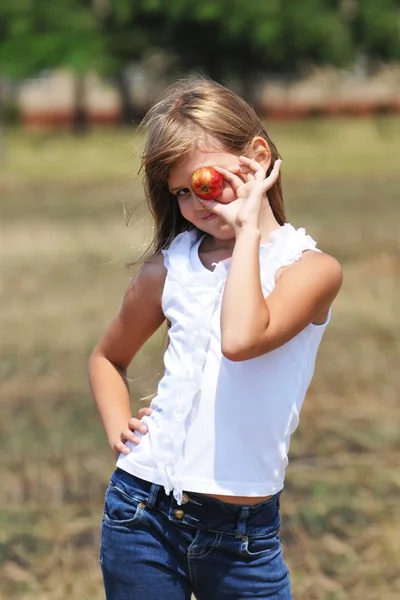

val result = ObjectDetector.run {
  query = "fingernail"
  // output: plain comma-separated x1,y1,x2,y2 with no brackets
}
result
140,425,147,433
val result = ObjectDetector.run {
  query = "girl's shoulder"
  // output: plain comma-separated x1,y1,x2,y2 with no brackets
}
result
139,252,167,283
265,223,318,258
271,223,341,279
161,229,200,275
273,226,343,321
126,252,167,301
259,223,317,281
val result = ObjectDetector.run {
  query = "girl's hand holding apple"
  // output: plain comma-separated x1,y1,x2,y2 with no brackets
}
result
191,158,282,235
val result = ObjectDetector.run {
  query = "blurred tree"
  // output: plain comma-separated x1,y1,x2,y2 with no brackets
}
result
190,0,354,72
104,0,400,115
352,0,400,63
94,0,356,113
93,0,168,123
167,0,354,101
0,0,105,133
0,0,399,142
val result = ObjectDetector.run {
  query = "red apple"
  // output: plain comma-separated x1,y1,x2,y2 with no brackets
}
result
190,167,224,200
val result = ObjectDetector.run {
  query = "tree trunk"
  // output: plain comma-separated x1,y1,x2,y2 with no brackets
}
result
0,77,5,165
115,70,134,125
73,74,89,135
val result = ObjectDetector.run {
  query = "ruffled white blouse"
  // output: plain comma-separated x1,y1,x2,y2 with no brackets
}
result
117,224,330,504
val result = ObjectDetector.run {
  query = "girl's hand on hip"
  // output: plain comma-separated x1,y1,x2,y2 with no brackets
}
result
112,406,153,459
200,157,282,233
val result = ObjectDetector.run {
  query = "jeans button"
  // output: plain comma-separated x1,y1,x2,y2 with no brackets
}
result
174,509,184,519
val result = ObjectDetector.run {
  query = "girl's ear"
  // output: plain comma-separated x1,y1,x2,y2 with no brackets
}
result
249,136,272,169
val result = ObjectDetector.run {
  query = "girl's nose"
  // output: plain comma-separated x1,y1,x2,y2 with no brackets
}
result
191,193,204,210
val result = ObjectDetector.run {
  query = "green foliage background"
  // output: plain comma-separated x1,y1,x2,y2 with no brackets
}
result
0,0,399,80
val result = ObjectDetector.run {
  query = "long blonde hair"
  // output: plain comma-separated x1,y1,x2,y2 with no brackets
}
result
138,75,285,256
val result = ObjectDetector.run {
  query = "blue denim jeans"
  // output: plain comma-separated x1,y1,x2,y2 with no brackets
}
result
100,468,292,600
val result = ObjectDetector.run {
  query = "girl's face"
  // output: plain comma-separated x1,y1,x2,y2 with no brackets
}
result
168,143,241,240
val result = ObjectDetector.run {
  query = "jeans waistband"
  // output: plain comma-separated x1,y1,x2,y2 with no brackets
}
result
111,468,281,538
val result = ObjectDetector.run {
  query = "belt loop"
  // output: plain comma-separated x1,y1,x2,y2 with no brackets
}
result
146,483,160,509
235,506,250,538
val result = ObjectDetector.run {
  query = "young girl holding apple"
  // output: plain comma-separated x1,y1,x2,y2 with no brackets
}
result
89,75,342,600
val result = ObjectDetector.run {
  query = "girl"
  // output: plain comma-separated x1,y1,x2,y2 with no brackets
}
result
89,76,342,600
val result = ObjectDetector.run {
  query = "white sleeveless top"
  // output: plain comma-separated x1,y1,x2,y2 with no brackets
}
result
117,224,331,504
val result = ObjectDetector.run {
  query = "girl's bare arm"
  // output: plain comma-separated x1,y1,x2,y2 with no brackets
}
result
202,157,342,362
221,235,342,361
88,254,166,456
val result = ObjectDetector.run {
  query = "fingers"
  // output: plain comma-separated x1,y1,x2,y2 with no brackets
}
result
112,407,153,456
114,438,131,455
121,426,141,445
237,156,281,190
214,158,281,188
138,406,153,420
238,156,266,181
228,164,254,183
212,165,243,190
197,197,223,215
129,413,150,433
237,165,256,181
260,159,282,192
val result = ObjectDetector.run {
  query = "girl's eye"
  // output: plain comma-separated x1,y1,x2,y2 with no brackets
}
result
175,188,190,198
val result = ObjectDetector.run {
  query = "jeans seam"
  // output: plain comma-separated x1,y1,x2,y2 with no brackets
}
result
102,508,144,528
103,485,146,527
240,537,282,559
187,531,223,559
109,482,146,504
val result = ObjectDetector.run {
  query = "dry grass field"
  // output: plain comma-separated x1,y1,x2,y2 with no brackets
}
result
0,117,399,600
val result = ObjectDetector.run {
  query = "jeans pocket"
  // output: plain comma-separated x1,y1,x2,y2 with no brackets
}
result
102,481,146,528
240,532,281,559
